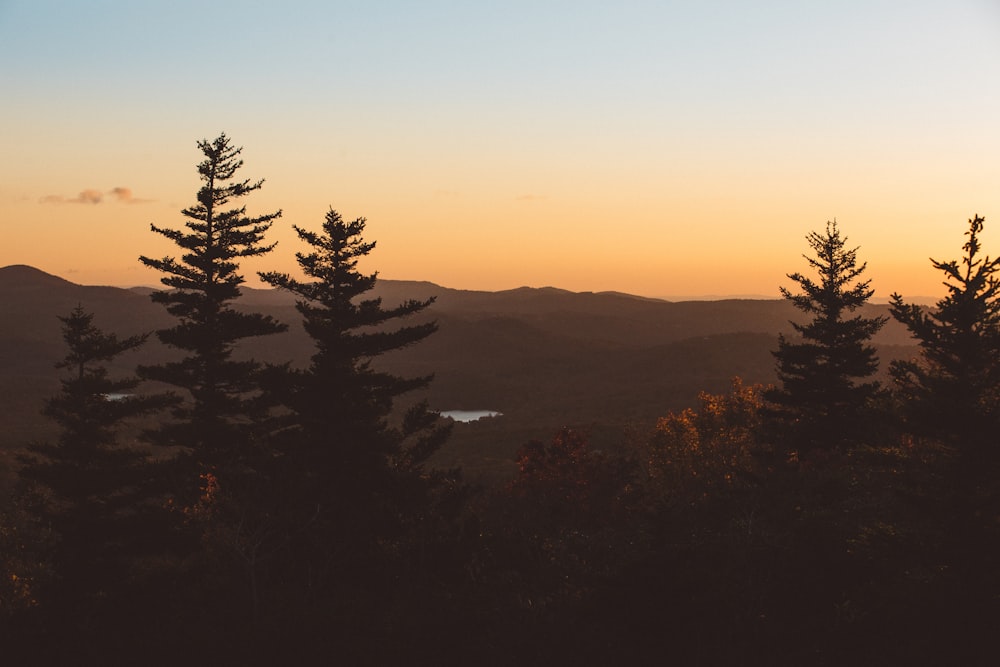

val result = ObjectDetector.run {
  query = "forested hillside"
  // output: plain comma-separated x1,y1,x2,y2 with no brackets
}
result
0,263,915,471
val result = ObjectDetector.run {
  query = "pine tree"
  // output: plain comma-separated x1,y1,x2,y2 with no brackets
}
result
259,208,451,589
18,306,170,612
768,221,887,449
890,214,1000,458
139,133,286,477
260,208,448,488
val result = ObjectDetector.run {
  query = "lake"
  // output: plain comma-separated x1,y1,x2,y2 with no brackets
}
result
439,410,502,423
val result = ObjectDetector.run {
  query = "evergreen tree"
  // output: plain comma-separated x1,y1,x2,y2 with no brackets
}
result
260,208,448,489
768,220,887,448
259,208,451,585
139,133,286,477
17,306,169,615
889,220,1000,660
890,214,1000,458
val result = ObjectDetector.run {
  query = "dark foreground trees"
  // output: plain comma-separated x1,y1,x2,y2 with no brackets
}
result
14,307,171,656
139,133,286,481
134,134,291,649
257,208,455,649
891,214,1000,457
260,208,446,483
768,220,887,449
890,215,1000,654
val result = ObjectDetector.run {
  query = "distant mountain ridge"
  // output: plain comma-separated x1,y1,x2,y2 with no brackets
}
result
0,265,919,474
2,264,918,345
0,264,76,288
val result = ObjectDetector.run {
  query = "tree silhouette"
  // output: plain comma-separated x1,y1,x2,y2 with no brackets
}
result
17,306,170,618
890,214,1000,458
768,221,887,449
260,208,446,476
139,133,286,481
889,220,1000,666
259,208,450,605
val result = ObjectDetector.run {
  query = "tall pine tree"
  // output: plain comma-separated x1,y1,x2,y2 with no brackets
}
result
18,306,170,619
890,214,1000,458
259,209,451,591
768,220,887,449
260,208,448,490
139,133,286,479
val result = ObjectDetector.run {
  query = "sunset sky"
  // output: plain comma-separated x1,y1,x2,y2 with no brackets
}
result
2,1,999,299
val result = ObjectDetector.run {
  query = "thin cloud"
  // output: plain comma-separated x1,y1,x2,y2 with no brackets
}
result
39,189,103,204
75,189,103,204
515,194,546,202
110,187,132,201
39,186,152,205
109,186,152,204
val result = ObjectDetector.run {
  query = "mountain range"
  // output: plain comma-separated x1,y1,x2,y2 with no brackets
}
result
0,264,918,482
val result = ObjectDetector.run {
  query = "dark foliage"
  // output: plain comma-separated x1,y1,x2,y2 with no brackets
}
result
493,382,992,666
890,214,1000,456
890,215,1000,661
13,307,174,655
260,209,445,475
257,208,456,636
132,135,291,651
769,221,887,449
139,133,286,477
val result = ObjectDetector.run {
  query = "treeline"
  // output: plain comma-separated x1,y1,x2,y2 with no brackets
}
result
1,135,998,665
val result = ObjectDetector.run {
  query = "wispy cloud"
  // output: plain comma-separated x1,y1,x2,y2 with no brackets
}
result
39,186,152,205
109,186,152,203
515,194,546,202
76,189,104,204
40,189,104,204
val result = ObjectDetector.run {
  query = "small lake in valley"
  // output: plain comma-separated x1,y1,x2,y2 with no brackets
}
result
439,410,502,423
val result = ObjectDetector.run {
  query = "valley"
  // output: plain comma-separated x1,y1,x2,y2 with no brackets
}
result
0,264,917,482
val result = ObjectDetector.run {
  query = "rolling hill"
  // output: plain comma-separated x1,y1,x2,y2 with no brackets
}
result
0,264,918,481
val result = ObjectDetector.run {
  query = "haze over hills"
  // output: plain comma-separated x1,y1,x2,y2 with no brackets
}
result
0,264,919,479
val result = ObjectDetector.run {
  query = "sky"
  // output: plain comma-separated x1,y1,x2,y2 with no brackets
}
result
1,1,999,299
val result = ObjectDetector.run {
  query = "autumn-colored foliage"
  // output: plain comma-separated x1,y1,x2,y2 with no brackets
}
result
509,427,634,519
648,377,768,504
0,504,44,616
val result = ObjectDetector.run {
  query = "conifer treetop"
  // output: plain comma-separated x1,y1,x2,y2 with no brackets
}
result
769,220,886,448
889,214,1000,451
140,133,282,302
